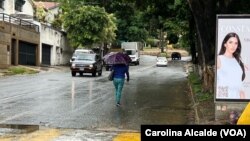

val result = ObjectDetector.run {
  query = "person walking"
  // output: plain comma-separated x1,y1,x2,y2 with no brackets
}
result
217,32,246,99
111,64,129,106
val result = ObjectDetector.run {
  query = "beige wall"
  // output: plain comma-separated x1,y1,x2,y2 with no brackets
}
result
0,0,73,67
0,44,10,68
0,22,11,68
12,25,40,44
0,20,40,68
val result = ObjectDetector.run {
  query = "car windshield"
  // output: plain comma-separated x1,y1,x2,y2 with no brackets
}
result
75,49,94,54
75,52,89,56
76,54,95,61
125,50,136,55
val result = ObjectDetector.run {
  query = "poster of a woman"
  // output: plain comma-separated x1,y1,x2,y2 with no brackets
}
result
217,32,246,99
216,15,250,101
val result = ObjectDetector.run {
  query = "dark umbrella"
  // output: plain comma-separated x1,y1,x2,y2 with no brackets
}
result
103,52,131,65
103,52,116,61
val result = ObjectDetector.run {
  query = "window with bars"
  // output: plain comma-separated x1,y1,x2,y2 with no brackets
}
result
0,0,5,9
15,0,26,12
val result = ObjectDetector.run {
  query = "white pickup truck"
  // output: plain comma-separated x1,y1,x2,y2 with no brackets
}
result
70,49,94,63
121,42,143,65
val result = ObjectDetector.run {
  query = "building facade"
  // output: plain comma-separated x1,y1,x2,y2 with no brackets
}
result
0,0,73,68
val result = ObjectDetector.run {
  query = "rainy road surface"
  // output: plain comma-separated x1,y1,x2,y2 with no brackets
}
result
0,55,193,140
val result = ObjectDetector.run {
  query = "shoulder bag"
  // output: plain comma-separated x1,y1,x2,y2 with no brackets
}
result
108,70,114,81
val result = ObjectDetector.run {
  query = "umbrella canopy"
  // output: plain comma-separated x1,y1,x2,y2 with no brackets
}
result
103,52,116,60
103,52,131,65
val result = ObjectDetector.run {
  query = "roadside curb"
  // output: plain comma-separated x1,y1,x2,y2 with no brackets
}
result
185,63,219,124
188,82,200,124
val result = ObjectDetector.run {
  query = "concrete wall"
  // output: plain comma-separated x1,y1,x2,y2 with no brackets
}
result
40,24,73,65
0,19,73,68
60,33,73,65
0,19,40,68
12,25,39,43
0,0,73,67
0,21,11,68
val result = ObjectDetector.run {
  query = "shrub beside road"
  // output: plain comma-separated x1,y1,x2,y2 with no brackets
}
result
0,66,39,76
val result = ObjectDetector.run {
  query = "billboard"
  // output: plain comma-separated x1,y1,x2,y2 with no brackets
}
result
216,15,250,101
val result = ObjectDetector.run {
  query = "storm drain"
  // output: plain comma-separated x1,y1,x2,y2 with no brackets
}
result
0,124,39,134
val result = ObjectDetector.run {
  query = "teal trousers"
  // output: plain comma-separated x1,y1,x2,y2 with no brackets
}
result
113,78,125,104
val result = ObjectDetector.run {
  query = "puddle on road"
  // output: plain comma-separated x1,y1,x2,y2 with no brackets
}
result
0,124,39,133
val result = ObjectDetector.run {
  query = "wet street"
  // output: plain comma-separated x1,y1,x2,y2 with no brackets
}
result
0,55,193,140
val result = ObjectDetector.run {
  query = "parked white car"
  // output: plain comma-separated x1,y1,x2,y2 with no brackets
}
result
156,57,168,67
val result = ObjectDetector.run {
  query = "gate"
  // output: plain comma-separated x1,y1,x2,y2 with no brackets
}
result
42,44,51,65
18,41,36,65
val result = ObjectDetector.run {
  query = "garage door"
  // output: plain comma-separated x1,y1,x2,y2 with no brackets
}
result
19,41,36,65
42,44,51,65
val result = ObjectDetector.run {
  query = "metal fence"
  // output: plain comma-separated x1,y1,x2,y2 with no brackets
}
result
0,13,39,32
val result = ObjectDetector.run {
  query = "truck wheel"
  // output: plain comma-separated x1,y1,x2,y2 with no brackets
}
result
98,71,102,76
98,69,102,76
92,71,96,77
137,61,140,65
71,72,76,77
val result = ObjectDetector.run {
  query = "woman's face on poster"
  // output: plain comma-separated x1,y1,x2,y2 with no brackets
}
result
224,37,238,54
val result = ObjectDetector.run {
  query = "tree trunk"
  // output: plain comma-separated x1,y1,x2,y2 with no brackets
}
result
188,13,198,64
103,43,109,56
202,66,215,93
187,0,217,92
159,29,164,53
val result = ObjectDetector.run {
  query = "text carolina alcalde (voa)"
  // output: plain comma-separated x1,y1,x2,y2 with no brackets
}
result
145,129,217,136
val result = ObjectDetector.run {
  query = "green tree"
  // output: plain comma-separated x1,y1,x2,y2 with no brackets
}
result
137,0,187,52
187,0,250,92
61,5,117,49
34,2,47,22
51,13,63,29
58,0,149,47
109,2,148,44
